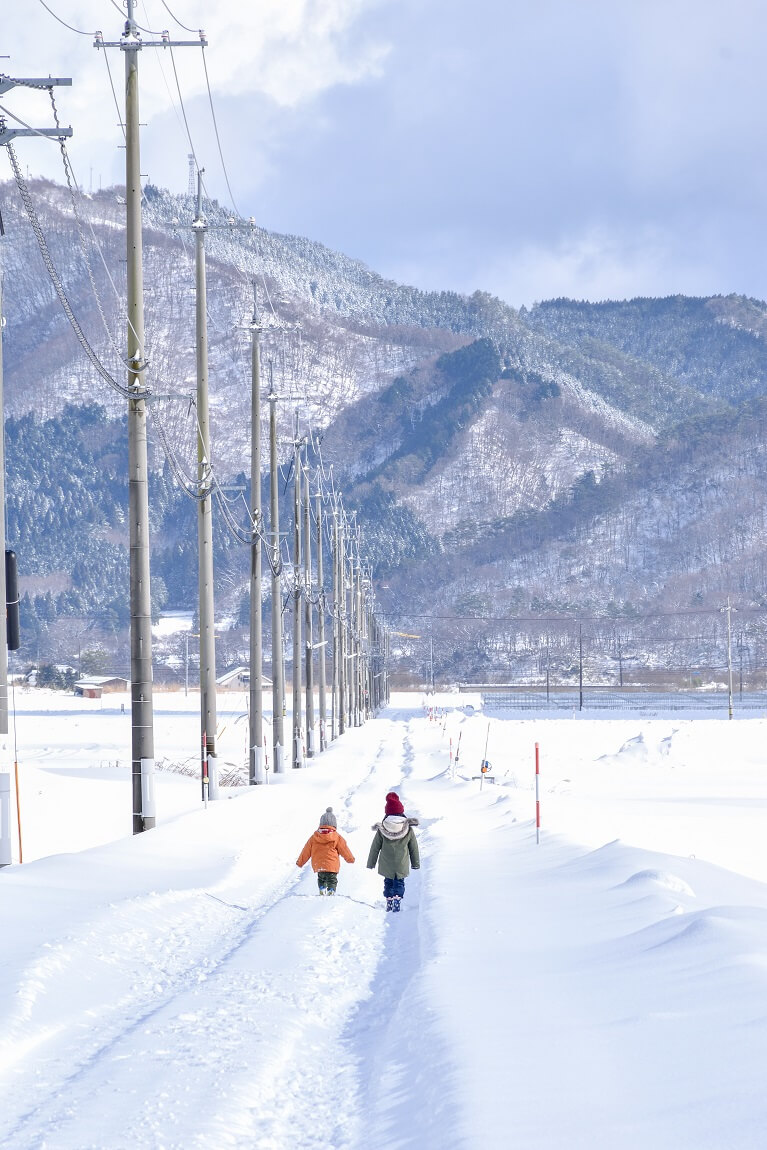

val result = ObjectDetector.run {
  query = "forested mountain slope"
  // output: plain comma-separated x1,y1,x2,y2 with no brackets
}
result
2,176,767,678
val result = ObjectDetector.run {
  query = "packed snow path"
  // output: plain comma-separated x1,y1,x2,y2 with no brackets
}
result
3,697,767,1148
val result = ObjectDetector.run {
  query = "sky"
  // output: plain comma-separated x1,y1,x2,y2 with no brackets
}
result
3,0,767,307
3,689,767,1148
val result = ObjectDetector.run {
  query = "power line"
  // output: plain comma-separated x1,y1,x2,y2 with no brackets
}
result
200,45,241,219
35,0,94,35
380,607,761,624
167,44,206,193
5,141,132,400
48,88,130,369
160,0,201,34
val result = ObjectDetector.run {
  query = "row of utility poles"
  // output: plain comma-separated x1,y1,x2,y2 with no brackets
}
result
0,2,390,838
247,303,391,781
263,394,390,777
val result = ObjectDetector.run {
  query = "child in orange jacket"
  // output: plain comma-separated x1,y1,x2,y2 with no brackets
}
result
296,807,355,895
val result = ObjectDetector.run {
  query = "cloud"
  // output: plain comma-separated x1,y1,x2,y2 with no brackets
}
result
5,0,767,305
2,0,389,190
480,227,711,308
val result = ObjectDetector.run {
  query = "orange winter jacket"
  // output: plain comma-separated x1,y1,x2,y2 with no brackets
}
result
296,827,355,874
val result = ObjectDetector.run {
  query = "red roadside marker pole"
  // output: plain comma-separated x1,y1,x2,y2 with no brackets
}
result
202,729,209,808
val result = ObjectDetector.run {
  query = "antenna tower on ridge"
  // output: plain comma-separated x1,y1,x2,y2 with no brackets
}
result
187,154,195,197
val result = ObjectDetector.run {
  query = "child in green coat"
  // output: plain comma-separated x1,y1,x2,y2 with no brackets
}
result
366,791,420,912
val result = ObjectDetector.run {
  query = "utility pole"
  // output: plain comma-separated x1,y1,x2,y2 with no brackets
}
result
351,532,361,726
725,597,734,721
617,632,623,688
0,270,8,867
96,12,205,830
362,576,368,718
341,514,350,732
0,237,9,744
292,412,304,768
346,530,354,727
369,612,377,712
268,381,285,772
193,170,218,800
315,487,327,750
738,631,744,698
303,449,315,756
362,574,371,718
124,24,157,829
385,628,391,704
0,77,72,747
331,506,340,740
249,287,264,783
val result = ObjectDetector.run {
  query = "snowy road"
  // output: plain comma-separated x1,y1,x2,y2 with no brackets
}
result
3,696,767,1148
1,715,440,1149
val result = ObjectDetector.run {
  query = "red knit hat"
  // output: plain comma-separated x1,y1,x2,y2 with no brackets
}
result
385,791,405,816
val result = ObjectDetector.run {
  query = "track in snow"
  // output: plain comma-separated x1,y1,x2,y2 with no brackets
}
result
1,714,456,1150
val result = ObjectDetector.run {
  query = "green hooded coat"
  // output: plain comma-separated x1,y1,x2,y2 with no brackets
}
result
366,814,420,879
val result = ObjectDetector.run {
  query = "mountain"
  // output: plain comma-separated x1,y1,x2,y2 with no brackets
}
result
2,177,767,684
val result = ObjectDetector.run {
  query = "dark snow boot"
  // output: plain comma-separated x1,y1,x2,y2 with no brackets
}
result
385,897,394,912
391,896,402,913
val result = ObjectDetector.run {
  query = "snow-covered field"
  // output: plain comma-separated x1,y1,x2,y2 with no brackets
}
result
2,689,767,1149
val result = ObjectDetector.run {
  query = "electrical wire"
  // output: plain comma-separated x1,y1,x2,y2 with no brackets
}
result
199,45,241,220
4,139,132,399
48,87,131,369
168,44,207,193
101,48,126,142
2,31,383,633
160,0,200,35
35,0,94,34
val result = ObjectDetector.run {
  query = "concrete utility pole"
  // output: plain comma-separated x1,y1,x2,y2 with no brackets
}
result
356,559,365,723
193,171,219,801
303,451,314,757
315,487,327,751
331,508,338,740
0,275,7,866
336,511,347,735
124,25,157,827
292,412,304,768
365,579,373,714
1,88,71,853
96,12,205,831
268,383,285,772
350,533,361,727
371,613,383,712
0,79,72,760
249,288,264,783
0,256,8,742
725,596,734,721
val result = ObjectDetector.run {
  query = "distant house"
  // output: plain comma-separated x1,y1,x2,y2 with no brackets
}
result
74,676,130,699
216,667,272,689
